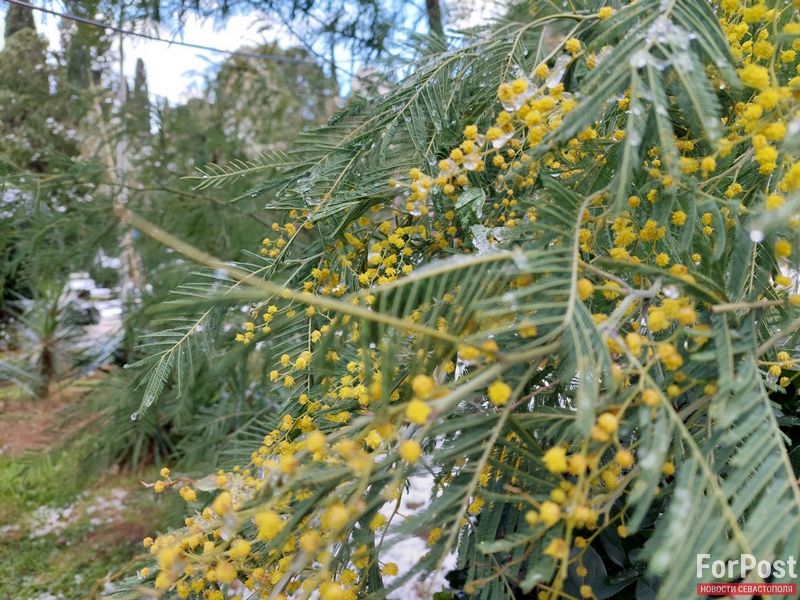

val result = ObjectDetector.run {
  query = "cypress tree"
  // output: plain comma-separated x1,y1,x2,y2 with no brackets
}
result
128,58,151,134
4,4,35,40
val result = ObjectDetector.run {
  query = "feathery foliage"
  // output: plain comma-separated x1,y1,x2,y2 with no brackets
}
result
115,1,800,599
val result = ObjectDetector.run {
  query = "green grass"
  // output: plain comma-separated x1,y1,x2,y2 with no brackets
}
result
0,454,85,515
0,393,184,599
0,383,26,401
0,525,138,598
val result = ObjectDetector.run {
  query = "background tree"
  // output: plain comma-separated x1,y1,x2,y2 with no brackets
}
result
3,2,34,38
75,41,337,467
127,57,150,135
0,7,111,315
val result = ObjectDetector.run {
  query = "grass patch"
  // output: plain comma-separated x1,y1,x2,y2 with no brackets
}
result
0,452,183,598
0,452,87,516
0,384,185,599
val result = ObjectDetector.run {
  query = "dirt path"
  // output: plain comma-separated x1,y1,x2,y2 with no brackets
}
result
0,377,105,456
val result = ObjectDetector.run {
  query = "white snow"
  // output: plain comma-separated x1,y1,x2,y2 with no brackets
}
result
379,475,457,600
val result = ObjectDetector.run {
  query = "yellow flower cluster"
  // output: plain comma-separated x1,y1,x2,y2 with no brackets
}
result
142,2,800,598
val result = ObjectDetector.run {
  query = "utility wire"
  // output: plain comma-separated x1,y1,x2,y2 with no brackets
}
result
3,0,319,64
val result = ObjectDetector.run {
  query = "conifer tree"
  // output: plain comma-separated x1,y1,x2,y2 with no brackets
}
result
3,3,35,39
128,58,151,135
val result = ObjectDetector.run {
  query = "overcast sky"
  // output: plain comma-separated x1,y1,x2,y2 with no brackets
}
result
0,2,505,103
0,8,298,102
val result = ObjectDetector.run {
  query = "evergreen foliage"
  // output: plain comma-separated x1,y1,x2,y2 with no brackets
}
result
2,1,800,599
111,1,800,599
3,3,34,38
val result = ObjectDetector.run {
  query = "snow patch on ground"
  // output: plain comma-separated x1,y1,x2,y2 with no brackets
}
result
28,503,77,538
27,487,129,538
282,475,455,600
379,475,456,600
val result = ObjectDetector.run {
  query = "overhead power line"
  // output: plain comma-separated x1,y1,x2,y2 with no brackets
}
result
2,0,319,64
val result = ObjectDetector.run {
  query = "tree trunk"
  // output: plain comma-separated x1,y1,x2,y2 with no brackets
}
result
425,0,444,38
